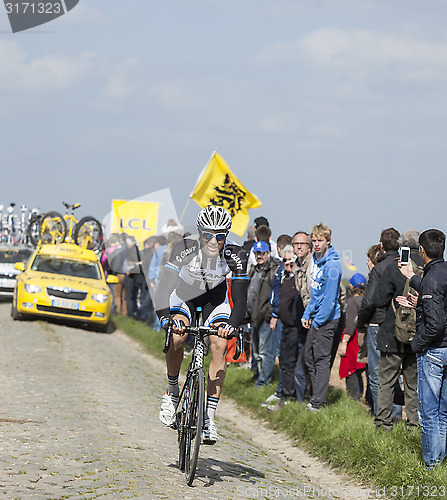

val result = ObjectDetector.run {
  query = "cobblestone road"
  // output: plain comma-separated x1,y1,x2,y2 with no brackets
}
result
0,302,366,499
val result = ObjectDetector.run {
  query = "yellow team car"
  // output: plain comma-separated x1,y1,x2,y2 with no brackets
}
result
12,243,119,332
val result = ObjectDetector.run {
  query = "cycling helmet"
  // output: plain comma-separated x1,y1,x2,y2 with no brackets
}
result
196,205,232,232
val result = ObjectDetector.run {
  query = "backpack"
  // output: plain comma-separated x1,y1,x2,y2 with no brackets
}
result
391,260,423,344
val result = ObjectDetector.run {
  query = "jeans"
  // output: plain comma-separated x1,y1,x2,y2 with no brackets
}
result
367,325,402,419
252,321,276,387
275,320,282,358
417,348,447,467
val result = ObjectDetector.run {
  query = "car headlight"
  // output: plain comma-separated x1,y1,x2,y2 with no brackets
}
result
24,284,42,293
92,293,109,303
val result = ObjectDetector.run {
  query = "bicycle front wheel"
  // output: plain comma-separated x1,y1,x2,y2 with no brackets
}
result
39,212,66,244
178,390,187,472
74,217,103,253
185,368,205,486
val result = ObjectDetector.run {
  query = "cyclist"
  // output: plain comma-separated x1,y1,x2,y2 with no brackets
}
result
155,205,248,444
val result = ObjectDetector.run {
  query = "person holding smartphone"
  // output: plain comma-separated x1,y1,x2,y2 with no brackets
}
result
373,229,422,431
398,229,447,468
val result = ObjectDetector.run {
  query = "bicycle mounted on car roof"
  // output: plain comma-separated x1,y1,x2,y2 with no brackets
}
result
30,201,103,253
0,203,41,247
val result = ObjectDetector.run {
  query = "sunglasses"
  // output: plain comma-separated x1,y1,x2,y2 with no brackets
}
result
200,230,228,242
283,258,294,265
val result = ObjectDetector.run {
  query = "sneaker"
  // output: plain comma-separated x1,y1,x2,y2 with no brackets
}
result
159,392,178,426
202,418,219,445
306,402,320,412
267,398,293,412
261,394,281,408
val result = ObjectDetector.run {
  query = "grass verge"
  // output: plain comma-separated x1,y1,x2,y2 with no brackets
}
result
113,316,447,499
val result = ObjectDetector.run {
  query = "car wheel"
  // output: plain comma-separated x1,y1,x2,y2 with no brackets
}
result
96,322,112,334
11,301,23,321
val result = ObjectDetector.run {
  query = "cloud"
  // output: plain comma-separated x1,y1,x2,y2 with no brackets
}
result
0,39,139,105
257,29,447,82
0,40,97,90
101,58,139,101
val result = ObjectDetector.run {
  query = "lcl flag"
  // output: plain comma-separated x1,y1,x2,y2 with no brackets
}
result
4,0,79,33
110,200,159,247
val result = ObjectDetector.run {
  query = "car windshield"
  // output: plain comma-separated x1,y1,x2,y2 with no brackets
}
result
0,249,32,264
31,256,101,280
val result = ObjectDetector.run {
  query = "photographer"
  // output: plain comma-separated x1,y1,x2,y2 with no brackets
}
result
373,230,421,431
398,229,447,468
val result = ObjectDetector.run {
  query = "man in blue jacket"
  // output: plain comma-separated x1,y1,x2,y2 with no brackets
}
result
302,223,342,411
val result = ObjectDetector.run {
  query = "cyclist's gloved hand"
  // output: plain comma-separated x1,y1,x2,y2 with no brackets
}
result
216,322,234,338
172,318,186,335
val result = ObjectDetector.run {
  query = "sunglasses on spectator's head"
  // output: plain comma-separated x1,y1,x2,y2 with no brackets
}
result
199,230,228,242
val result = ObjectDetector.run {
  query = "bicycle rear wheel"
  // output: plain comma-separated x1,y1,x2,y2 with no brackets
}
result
184,368,205,485
27,214,42,246
74,216,103,253
39,212,66,244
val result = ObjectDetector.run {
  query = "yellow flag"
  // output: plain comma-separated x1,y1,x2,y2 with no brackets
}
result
190,152,262,237
111,200,159,246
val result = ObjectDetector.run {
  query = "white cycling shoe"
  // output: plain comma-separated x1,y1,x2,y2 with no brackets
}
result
159,392,178,427
202,418,219,445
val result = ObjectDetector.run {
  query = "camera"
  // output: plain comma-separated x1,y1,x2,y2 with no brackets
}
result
400,247,410,265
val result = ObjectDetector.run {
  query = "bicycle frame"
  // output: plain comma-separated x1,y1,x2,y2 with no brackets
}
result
163,310,243,485
62,201,81,242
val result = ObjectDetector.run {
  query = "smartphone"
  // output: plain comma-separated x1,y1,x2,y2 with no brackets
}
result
400,247,410,265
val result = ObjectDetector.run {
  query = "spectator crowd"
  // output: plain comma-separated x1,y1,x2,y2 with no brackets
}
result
101,217,447,470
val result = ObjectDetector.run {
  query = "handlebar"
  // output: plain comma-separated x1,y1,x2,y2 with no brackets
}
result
61,201,81,211
162,322,244,361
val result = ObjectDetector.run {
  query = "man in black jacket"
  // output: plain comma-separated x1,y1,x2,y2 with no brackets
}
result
399,229,447,467
357,227,402,417
374,230,421,430
247,240,280,387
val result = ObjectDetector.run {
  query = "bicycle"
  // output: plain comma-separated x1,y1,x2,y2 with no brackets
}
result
163,308,243,486
32,201,103,253
0,203,41,246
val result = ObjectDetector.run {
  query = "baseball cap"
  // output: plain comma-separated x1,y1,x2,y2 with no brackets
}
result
254,216,269,228
349,273,366,288
253,241,270,253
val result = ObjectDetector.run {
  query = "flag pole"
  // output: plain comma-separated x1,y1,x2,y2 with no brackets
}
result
180,150,216,224
179,197,191,224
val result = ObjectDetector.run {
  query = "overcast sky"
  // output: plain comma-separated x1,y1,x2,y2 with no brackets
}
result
1,0,447,275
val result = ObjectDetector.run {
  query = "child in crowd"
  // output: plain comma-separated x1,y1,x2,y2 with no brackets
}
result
338,273,367,400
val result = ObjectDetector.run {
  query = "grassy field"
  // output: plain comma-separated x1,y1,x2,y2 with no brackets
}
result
113,316,447,499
